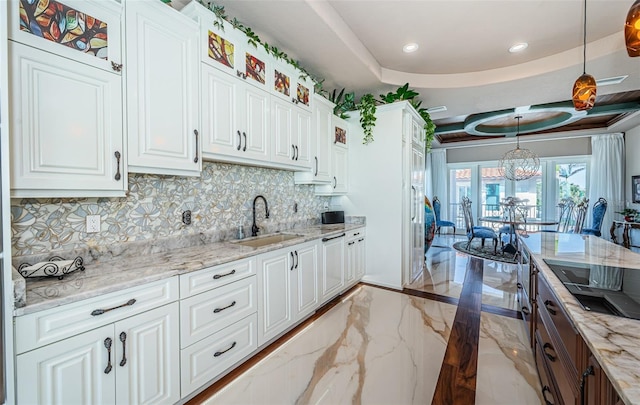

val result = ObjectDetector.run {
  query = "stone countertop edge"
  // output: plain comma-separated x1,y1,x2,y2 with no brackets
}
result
521,233,640,405
14,224,365,317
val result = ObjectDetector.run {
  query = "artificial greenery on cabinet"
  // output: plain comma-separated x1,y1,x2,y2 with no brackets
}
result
199,1,436,150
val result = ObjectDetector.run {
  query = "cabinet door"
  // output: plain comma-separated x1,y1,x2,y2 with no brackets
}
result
355,236,366,280
257,248,293,346
411,147,425,278
320,234,346,303
346,239,357,286
114,303,180,405
200,64,242,157
9,42,125,198
271,98,295,164
294,108,312,168
125,0,200,176
293,241,319,321
332,146,349,194
238,83,270,162
16,324,116,405
315,97,332,182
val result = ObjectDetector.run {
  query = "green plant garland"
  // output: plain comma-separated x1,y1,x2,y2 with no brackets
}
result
200,2,436,150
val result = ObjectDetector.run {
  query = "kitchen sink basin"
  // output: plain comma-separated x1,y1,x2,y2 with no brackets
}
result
232,233,302,248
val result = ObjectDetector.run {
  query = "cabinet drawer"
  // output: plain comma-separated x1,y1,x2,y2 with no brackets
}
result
347,228,365,240
16,277,178,354
534,333,561,405
537,309,578,404
538,273,579,367
180,275,257,348
180,313,257,397
180,257,256,298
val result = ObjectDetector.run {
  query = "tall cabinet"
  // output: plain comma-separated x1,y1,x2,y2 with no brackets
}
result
343,101,425,289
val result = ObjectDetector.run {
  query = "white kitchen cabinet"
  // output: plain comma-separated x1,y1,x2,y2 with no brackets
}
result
257,240,319,346
17,303,180,405
315,116,349,195
200,63,270,164
271,97,311,169
344,101,425,289
295,94,333,184
8,41,126,198
346,228,366,287
271,57,313,112
124,0,201,177
319,232,346,303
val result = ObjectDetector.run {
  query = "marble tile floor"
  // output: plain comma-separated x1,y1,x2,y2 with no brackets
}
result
188,235,542,405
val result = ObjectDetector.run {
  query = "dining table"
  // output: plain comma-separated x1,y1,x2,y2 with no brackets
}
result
478,216,559,252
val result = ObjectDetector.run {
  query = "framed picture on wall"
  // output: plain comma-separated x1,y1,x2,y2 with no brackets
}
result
633,175,640,203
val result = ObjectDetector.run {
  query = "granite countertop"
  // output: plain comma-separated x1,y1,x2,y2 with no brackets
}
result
14,223,364,317
520,232,640,405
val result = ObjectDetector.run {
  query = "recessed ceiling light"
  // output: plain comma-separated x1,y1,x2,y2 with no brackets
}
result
596,75,628,86
403,43,419,53
508,42,528,53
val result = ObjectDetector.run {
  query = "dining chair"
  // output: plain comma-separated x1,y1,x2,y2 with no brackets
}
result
581,197,607,237
432,196,456,235
541,198,575,233
572,197,590,234
461,196,498,253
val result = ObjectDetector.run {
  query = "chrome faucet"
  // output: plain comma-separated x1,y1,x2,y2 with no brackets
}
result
251,195,270,236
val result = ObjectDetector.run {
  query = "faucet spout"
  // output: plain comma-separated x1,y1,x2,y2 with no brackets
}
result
251,195,270,237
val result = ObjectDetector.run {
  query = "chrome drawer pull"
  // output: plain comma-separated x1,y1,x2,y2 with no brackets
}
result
114,151,121,181
193,129,199,163
516,282,523,289
237,131,242,151
213,269,236,280
214,341,237,357
91,299,136,316
104,338,113,374
213,300,237,313
119,332,127,367
521,306,530,315
544,300,557,315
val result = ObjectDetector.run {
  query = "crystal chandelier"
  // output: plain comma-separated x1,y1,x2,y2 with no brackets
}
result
498,116,540,181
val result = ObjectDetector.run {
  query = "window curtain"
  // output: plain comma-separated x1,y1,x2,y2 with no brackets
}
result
428,149,449,220
588,133,624,241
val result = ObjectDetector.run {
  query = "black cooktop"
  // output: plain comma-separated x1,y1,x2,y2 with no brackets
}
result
543,259,640,320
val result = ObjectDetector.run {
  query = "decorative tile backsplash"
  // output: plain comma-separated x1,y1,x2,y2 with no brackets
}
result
11,162,330,257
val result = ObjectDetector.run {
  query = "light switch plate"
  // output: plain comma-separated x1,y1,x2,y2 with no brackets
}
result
86,215,100,233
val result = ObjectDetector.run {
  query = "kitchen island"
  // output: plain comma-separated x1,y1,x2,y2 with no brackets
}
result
520,232,640,405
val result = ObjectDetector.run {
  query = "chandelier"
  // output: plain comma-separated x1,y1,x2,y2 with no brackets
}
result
498,116,540,181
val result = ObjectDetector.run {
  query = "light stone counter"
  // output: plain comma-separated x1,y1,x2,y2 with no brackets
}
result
520,232,640,405
14,223,364,317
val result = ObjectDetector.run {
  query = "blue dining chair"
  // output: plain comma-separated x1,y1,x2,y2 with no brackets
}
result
461,196,498,253
581,197,607,237
433,196,456,235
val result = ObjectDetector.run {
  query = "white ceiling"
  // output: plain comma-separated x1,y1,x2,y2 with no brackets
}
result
174,0,640,142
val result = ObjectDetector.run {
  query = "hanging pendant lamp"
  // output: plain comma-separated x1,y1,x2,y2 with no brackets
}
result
498,116,540,182
572,0,596,111
625,0,640,57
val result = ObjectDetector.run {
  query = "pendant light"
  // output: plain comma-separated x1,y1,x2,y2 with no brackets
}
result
625,0,640,57
572,0,596,111
498,116,540,182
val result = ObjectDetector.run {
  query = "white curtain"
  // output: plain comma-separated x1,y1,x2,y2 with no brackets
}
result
589,133,624,241
428,149,449,220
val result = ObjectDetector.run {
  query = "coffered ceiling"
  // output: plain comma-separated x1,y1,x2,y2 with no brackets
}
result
173,0,640,148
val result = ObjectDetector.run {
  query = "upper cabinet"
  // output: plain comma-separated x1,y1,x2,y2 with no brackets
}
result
270,58,313,112
295,94,333,184
315,116,349,195
8,0,127,197
124,0,201,177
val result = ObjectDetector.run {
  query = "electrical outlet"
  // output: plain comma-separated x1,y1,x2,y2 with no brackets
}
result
323,201,329,210
86,215,100,233
182,210,192,225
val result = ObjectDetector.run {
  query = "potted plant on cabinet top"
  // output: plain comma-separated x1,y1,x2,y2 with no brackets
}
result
616,208,639,222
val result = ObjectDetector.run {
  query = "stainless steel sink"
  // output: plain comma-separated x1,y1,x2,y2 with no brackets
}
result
232,233,302,248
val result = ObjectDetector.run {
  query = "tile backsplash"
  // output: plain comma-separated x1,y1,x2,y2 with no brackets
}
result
11,162,330,257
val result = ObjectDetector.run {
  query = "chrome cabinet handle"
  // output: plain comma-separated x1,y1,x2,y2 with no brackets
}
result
214,341,237,357
579,366,594,405
357,238,364,242
237,130,242,151
242,132,247,151
193,129,199,163
213,300,236,313
213,269,236,279
294,250,298,269
314,157,318,176
544,300,557,315
91,299,136,316
111,61,123,72
333,176,337,189
516,282,523,289
104,338,113,374
295,145,299,160
322,233,345,242
292,145,296,160
348,241,355,246
290,251,295,270
119,332,127,367
542,342,556,362
521,306,530,315
114,151,121,181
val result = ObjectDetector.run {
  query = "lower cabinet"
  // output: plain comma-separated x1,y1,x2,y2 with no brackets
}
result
17,302,180,405
346,229,365,287
320,232,346,303
257,240,319,346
